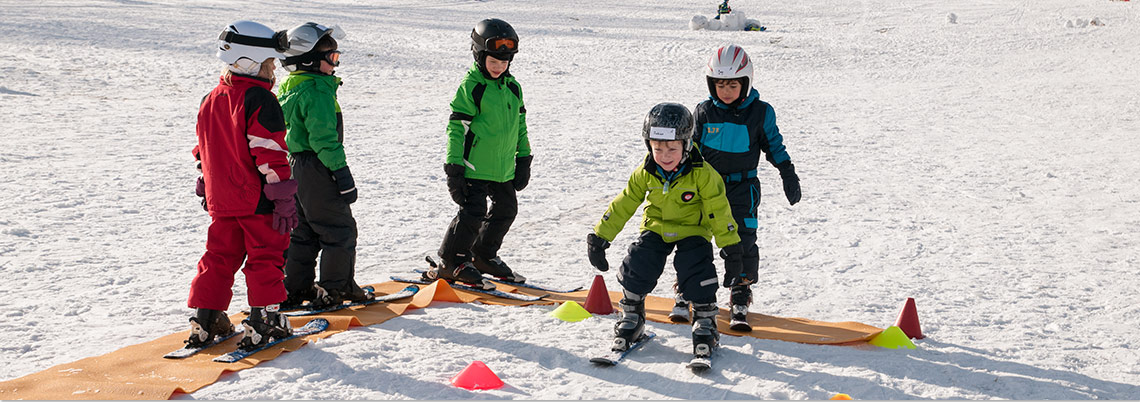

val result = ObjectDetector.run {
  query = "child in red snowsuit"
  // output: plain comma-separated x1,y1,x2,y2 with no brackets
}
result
185,20,298,351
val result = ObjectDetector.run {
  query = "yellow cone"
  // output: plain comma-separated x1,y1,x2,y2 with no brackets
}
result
549,300,592,322
830,393,853,400
869,326,917,349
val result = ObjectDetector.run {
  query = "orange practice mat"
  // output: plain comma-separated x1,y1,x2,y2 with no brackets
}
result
0,280,882,399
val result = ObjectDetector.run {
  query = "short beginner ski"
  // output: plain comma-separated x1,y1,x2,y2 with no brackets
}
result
284,285,419,317
212,318,330,363
413,266,582,294
163,328,244,359
589,332,656,366
390,276,547,302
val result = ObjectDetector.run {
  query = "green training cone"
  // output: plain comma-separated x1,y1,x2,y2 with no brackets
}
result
549,300,592,322
869,326,917,349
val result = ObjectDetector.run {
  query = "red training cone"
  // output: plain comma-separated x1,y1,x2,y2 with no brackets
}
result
584,275,615,315
450,361,504,390
894,297,925,339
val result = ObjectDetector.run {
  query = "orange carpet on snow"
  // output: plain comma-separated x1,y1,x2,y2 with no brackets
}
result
0,280,882,399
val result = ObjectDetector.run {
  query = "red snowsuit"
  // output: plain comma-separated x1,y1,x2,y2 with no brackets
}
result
189,74,292,310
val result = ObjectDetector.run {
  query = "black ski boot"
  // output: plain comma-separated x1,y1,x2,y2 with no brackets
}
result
281,286,318,310
237,304,293,351
612,290,646,352
729,285,753,332
668,294,691,323
425,254,494,290
473,255,526,283
691,302,720,358
185,308,234,347
311,283,373,308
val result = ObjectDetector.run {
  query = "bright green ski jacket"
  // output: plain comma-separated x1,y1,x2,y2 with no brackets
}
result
594,152,741,248
445,63,531,182
278,72,347,171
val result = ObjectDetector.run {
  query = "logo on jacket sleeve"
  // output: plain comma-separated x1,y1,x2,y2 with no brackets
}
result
681,191,695,202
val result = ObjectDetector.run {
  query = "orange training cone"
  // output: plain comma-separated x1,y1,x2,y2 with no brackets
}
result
584,275,615,315
830,393,853,400
450,361,504,390
894,297,925,339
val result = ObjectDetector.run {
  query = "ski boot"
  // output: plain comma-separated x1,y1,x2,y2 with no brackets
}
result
473,255,526,283
311,283,373,308
612,290,646,352
668,294,691,323
237,304,293,351
691,302,720,358
185,308,235,348
281,285,319,310
729,285,753,332
424,254,494,290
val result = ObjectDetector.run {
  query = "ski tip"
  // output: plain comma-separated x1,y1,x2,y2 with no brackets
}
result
425,255,438,267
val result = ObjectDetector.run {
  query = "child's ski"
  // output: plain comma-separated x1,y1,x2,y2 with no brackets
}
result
589,332,656,366
284,285,419,316
212,318,330,363
390,276,547,302
163,328,244,359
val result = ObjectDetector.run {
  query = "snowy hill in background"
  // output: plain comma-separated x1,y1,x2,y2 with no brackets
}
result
1,0,1139,399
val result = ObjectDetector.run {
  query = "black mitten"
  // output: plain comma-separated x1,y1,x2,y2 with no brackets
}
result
721,243,745,287
586,233,611,272
444,163,467,205
777,161,801,206
512,155,533,191
331,166,357,204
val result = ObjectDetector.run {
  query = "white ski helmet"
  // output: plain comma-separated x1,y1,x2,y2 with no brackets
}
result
705,44,754,102
282,22,346,72
216,20,288,65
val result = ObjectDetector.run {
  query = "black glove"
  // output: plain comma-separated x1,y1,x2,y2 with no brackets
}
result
512,155,533,192
777,160,801,206
444,163,467,205
331,166,358,204
721,243,745,287
586,233,611,272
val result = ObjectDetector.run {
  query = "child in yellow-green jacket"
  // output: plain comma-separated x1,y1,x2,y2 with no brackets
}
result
585,103,742,363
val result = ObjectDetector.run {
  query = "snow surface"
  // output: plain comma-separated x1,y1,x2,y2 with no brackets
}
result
2,0,1139,399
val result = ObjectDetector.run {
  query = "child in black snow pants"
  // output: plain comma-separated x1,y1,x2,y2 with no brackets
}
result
427,18,533,289
586,103,743,361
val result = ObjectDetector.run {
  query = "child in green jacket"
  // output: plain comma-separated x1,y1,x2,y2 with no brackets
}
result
277,22,372,308
427,18,532,289
586,103,743,362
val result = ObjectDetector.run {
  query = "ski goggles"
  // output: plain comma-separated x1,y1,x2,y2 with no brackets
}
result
323,50,341,66
486,37,517,53
219,28,289,53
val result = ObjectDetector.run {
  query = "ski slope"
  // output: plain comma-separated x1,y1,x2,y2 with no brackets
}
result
1,0,1138,399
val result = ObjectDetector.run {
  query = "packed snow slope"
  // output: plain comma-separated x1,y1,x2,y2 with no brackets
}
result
1,0,1138,399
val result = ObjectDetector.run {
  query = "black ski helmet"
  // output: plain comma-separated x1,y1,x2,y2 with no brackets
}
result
642,103,695,153
471,18,519,74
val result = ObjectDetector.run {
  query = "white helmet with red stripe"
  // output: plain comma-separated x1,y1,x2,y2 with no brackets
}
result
705,44,753,101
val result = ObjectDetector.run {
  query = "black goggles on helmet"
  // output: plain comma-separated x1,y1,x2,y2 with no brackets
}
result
219,28,289,53
485,37,517,53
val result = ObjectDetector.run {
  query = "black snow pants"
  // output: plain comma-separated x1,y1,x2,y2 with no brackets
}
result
438,179,517,267
620,231,719,304
283,152,359,294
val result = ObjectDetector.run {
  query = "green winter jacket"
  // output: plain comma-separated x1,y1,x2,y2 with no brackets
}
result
278,72,347,171
445,63,531,182
594,152,741,248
